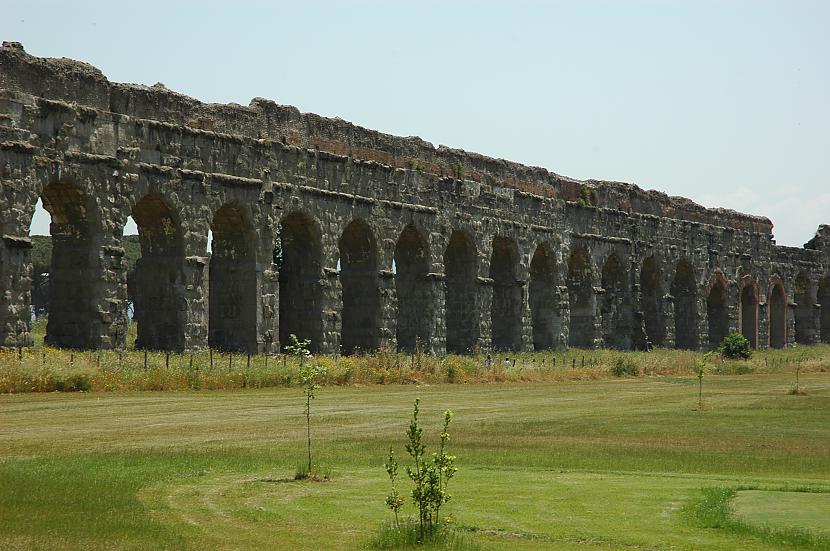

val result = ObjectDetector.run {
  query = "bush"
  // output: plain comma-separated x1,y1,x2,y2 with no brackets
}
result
610,357,638,377
720,333,752,360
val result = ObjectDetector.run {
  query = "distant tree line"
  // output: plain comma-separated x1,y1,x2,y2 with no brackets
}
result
30,235,141,316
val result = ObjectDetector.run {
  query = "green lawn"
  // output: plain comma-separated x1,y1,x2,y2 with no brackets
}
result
1,373,829,549
733,490,830,535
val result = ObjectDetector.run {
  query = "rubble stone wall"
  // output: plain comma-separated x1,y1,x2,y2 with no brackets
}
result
1,43,828,353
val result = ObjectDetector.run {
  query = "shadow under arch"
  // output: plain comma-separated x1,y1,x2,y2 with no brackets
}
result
278,211,323,352
444,229,478,354
40,180,100,349
490,236,521,351
209,202,258,353
529,242,559,350
567,246,594,348
131,193,185,351
671,259,699,350
339,219,379,355
394,223,430,353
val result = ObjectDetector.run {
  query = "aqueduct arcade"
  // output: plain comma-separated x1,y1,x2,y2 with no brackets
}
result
2,43,829,355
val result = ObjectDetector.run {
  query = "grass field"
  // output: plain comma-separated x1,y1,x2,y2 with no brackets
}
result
2,370,829,550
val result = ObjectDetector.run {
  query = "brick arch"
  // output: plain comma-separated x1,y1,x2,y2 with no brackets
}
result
706,271,730,349
640,254,664,348
338,218,380,354
490,235,522,351
600,251,632,349
738,275,759,349
209,202,258,352
793,271,815,345
671,257,699,350
444,227,479,354
394,222,431,352
567,244,594,348
278,210,324,352
529,240,561,350
768,275,787,349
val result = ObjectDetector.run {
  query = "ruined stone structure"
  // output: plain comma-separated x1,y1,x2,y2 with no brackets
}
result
2,42,829,354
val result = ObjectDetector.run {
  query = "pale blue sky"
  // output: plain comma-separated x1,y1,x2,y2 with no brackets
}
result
4,0,828,246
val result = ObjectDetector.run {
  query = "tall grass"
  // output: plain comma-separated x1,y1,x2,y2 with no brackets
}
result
2,320,828,394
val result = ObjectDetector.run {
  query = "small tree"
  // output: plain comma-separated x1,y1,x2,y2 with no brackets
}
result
697,351,714,409
719,333,752,360
287,334,327,478
392,398,457,541
384,446,405,526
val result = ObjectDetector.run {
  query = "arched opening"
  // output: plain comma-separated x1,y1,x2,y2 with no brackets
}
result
600,253,631,349
131,194,184,350
671,259,699,350
707,276,729,349
640,256,664,347
40,181,98,349
490,236,521,351
567,247,594,348
769,281,787,349
339,219,379,354
394,224,430,352
209,203,257,352
820,276,830,344
444,230,478,353
529,243,558,350
794,272,814,345
278,212,323,352
740,282,758,349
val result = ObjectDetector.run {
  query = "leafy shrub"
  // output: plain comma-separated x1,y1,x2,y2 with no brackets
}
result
720,333,752,360
610,357,638,377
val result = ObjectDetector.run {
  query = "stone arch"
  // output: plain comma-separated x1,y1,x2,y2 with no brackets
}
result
768,278,787,349
793,272,814,345
444,229,478,354
640,255,664,348
338,219,379,354
130,193,185,350
209,202,258,352
706,273,729,349
529,242,559,350
820,275,830,344
278,211,323,352
489,236,522,351
671,259,699,350
600,252,630,349
394,223,430,352
739,277,759,349
567,246,594,348
40,180,99,349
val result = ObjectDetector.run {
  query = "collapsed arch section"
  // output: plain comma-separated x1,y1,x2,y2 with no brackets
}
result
671,259,699,350
600,253,631,349
394,224,430,353
707,275,729,349
768,280,787,349
278,212,323,352
489,236,522,351
209,203,258,352
40,181,99,349
740,280,759,349
793,272,814,345
444,230,478,354
567,246,594,348
640,256,664,347
131,193,184,350
339,219,379,355
529,243,559,350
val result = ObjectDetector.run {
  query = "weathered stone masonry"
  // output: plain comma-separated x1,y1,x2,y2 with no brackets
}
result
1,42,829,353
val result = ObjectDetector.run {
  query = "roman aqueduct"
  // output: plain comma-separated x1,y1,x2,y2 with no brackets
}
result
2,42,829,355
